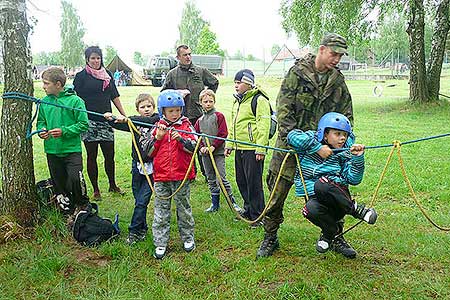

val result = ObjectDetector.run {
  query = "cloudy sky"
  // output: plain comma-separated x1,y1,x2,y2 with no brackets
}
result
28,0,298,61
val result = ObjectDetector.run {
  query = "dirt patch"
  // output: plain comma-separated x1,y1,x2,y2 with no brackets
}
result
72,246,111,267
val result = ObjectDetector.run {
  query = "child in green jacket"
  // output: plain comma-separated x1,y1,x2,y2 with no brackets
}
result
37,67,90,213
225,69,271,227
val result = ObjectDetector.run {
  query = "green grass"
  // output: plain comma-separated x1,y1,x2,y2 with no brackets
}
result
1,77,450,299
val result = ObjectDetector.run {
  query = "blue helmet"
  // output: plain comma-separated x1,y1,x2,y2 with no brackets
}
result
157,90,185,118
316,112,352,142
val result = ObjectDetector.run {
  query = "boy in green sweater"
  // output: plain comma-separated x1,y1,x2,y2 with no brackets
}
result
37,67,90,213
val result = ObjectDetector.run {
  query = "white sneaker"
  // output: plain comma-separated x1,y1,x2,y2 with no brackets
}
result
183,240,195,252
153,246,166,259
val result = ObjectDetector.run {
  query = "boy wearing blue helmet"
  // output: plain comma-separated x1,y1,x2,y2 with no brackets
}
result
287,112,377,259
149,90,197,259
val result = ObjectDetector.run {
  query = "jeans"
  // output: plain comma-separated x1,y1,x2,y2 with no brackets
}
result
128,160,153,234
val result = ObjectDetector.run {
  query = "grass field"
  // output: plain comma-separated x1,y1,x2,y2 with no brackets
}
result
1,76,450,300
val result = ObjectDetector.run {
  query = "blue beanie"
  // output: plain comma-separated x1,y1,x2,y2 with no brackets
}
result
234,69,255,86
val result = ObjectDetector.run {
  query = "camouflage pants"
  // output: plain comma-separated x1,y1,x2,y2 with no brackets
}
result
263,170,294,235
152,181,195,247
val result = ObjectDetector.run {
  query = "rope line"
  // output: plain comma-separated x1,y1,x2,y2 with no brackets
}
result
3,92,450,153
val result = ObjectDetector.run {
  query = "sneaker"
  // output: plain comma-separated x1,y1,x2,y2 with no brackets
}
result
330,236,357,259
204,205,219,213
249,220,264,229
126,232,146,245
256,233,280,258
316,234,331,253
153,246,167,259
353,204,378,224
232,202,245,215
183,240,196,252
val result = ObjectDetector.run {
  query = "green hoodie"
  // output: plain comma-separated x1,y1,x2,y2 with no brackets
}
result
226,87,271,154
37,86,89,155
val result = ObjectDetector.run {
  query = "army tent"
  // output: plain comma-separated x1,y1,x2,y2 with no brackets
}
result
106,55,150,86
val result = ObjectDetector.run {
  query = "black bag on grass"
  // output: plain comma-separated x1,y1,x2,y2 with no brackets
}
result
72,203,120,247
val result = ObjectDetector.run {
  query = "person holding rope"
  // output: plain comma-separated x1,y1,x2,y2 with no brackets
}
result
257,33,355,257
225,69,271,228
288,112,377,258
194,89,244,213
104,94,160,245
149,90,197,259
74,46,127,201
37,67,90,214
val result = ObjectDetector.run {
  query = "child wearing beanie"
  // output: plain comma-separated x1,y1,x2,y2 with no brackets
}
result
225,69,272,228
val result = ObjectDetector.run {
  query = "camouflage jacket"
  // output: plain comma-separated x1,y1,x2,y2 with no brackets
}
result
269,53,354,181
162,63,219,120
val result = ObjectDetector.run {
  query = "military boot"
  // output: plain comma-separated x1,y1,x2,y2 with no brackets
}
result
331,236,357,259
353,203,378,224
256,233,280,258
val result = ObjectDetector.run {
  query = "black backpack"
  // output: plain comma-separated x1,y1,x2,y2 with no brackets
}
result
36,178,55,208
72,203,120,247
250,93,278,139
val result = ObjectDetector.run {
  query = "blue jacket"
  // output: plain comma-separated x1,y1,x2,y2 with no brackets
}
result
287,129,365,196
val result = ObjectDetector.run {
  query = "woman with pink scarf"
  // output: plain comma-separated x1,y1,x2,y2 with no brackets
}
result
74,46,127,200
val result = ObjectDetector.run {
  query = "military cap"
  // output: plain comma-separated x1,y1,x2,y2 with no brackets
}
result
320,33,348,55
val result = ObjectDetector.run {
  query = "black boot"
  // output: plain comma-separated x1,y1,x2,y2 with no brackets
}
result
353,203,377,224
256,233,279,258
205,194,220,213
331,236,357,259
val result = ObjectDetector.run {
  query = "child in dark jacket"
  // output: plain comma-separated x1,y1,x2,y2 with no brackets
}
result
37,67,90,214
104,93,159,244
288,112,377,259
194,89,243,214
149,90,197,259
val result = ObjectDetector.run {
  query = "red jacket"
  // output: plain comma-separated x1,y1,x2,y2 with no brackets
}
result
151,116,197,182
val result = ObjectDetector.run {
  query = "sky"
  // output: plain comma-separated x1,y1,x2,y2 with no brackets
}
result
27,0,299,62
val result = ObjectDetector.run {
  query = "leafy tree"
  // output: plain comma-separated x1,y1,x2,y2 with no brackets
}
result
60,0,85,68
271,44,282,57
0,0,38,226
280,0,450,103
246,54,257,61
133,51,145,66
196,25,225,56
104,45,117,66
32,51,61,66
231,50,244,60
177,0,209,51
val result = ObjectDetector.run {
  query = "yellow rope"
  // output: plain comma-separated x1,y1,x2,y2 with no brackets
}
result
396,144,450,231
204,136,291,224
127,119,201,200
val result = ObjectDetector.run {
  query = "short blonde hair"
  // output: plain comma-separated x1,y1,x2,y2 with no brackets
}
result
135,93,155,109
199,89,216,102
41,67,66,86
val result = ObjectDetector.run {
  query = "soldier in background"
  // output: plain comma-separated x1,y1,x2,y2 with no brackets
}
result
162,45,219,179
256,33,354,258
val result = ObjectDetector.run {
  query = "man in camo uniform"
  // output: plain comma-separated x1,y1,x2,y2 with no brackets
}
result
257,33,354,258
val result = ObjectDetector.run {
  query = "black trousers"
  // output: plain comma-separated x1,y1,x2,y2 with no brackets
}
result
46,152,89,209
235,150,265,220
303,177,354,240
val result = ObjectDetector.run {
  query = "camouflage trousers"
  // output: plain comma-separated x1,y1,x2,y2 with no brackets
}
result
152,181,195,247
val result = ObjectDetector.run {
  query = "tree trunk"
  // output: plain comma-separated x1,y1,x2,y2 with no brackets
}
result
0,0,38,226
407,0,429,103
426,0,450,101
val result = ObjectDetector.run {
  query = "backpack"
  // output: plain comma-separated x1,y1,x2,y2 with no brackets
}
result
36,178,55,207
72,203,120,247
250,93,278,139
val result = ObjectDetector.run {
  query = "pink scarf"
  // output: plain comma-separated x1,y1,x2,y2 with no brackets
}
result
85,64,111,91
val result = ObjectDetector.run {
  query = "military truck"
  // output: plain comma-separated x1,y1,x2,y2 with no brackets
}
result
143,54,223,87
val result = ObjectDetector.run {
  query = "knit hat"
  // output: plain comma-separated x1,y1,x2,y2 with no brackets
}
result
320,33,348,55
234,69,255,86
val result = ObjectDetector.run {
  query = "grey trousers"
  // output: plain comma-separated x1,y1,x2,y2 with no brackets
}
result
201,154,233,197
